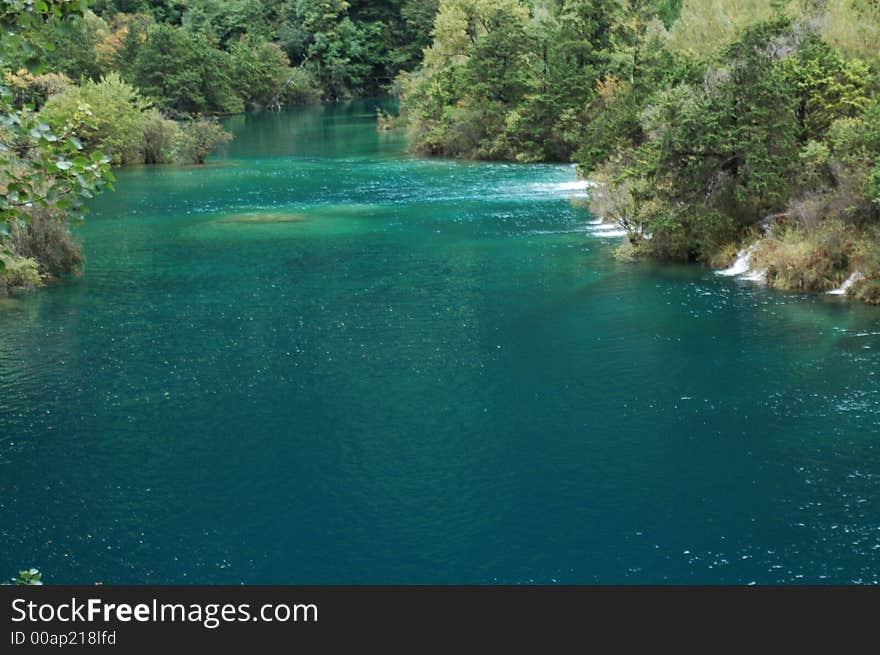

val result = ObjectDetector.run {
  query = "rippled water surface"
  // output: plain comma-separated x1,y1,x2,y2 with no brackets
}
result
2,101,880,584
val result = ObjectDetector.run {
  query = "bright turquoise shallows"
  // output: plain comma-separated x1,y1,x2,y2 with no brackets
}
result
2,100,880,584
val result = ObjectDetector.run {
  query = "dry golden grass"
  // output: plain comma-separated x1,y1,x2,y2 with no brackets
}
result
752,219,856,292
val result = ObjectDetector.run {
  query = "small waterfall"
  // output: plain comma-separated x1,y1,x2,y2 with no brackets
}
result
526,179,595,199
587,221,627,238
554,181,595,192
716,243,766,282
717,244,757,277
827,271,864,296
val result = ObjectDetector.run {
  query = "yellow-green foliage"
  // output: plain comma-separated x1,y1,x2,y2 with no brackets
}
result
3,69,71,109
40,73,152,165
142,110,179,164
0,255,42,295
752,219,856,292
666,0,880,61
173,118,233,165
788,0,880,61
423,0,531,71
664,0,780,56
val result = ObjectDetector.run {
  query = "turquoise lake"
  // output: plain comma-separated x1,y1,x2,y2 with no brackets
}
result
2,100,880,584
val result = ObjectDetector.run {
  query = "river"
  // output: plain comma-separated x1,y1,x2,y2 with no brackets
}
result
2,100,879,584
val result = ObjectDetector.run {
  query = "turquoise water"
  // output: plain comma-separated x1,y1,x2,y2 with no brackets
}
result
2,100,880,584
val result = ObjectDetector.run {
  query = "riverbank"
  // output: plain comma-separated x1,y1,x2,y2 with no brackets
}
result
400,1,880,308
596,207,880,305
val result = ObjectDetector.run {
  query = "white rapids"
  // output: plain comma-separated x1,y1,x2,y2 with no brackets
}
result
587,221,627,238
716,243,766,282
827,271,864,296
554,180,595,192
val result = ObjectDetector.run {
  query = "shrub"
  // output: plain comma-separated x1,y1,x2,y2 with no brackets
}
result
752,219,855,292
0,255,42,295
40,73,152,165
174,118,233,165
642,206,739,262
7,208,84,279
847,224,880,302
142,110,179,164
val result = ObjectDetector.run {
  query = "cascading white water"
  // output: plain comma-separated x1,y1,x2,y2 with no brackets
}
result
554,181,595,192
827,271,864,296
717,244,757,277
540,179,627,238
716,243,766,282
587,222,627,238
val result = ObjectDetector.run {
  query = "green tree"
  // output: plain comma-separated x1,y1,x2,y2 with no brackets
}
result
22,12,108,81
181,0,270,47
229,34,292,108
778,34,871,142
91,0,186,23
128,23,241,114
645,19,801,220
465,5,534,104
280,0,377,99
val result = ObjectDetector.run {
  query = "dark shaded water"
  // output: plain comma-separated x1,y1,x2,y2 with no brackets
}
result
2,101,880,584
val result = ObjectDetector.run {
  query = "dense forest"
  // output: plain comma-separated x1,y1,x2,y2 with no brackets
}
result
2,0,880,303
402,0,880,302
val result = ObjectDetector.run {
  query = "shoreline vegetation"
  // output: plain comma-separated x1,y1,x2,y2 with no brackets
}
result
2,1,879,305
398,0,880,304
1,0,438,296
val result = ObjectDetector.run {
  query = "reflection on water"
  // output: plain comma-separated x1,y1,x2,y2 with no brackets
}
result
1,100,880,584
